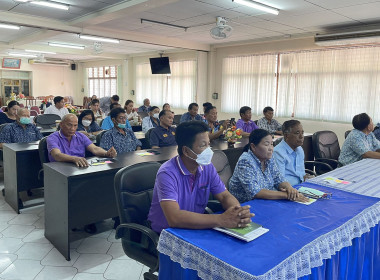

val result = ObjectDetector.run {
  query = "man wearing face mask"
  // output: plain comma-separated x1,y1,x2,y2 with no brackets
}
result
0,108,43,148
148,121,254,233
100,107,142,154
101,103,132,130
142,106,160,133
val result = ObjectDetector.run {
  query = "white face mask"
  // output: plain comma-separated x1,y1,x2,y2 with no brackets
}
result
82,120,92,127
188,147,214,166
153,113,159,119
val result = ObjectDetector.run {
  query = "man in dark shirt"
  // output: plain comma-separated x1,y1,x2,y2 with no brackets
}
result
138,98,151,113
0,108,43,148
150,110,177,148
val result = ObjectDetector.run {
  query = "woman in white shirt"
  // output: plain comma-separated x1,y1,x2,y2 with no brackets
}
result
90,99,104,120
124,100,140,124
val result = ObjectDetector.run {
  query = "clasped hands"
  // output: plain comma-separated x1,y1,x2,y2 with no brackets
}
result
72,146,117,167
220,205,255,228
279,185,309,202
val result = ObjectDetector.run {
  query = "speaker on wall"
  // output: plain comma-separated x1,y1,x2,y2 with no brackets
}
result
71,64,76,70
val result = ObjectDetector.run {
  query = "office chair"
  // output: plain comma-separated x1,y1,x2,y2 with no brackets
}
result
95,130,106,147
114,162,161,280
38,136,50,182
345,130,352,139
312,130,342,174
144,128,154,149
273,137,282,147
173,114,182,125
30,106,41,114
35,114,61,129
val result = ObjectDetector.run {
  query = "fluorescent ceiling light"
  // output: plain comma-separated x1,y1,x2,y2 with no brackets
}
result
233,0,279,15
30,1,69,10
25,49,57,54
141,19,188,31
0,23,21,30
8,52,38,58
48,42,85,49
14,0,29,2
79,35,120,44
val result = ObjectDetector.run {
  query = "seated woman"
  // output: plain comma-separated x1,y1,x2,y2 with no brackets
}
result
339,113,380,165
124,100,140,124
77,110,102,139
0,101,19,125
203,106,228,140
229,129,308,203
142,106,160,133
100,107,142,154
162,103,171,111
89,99,104,120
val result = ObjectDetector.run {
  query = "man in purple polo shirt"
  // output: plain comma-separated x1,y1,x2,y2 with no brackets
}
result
148,121,254,233
47,114,117,167
236,106,259,137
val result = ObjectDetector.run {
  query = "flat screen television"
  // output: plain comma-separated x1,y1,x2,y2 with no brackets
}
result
149,57,171,74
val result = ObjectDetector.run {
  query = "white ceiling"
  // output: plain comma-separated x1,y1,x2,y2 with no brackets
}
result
1,0,380,61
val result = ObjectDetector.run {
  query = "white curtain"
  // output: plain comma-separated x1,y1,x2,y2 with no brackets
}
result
136,60,196,109
278,47,380,122
221,54,278,114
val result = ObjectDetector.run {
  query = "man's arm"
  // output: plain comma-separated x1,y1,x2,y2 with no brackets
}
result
213,190,240,210
86,143,117,158
362,151,380,159
50,148,89,167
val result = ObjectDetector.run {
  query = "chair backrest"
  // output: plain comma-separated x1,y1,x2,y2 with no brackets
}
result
30,106,41,114
345,130,352,139
30,110,38,117
145,128,154,149
38,136,50,164
19,103,25,108
211,150,232,188
95,130,106,146
137,111,148,119
273,137,282,147
35,114,61,129
114,162,161,268
312,130,340,160
173,114,182,125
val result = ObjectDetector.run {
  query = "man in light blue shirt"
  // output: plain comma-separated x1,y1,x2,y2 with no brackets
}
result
101,103,131,130
273,120,308,186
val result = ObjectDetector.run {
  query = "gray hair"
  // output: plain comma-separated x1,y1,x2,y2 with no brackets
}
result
17,108,29,117
61,113,77,123
282,120,301,134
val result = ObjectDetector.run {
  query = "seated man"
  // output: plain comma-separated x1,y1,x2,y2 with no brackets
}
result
142,106,160,133
101,103,131,130
203,106,229,141
138,98,151,113
273,120,312,186
339,113,380,165
0,108,43,148
99,94,119,116
100,108,142,154
148,121,254,233
47,114,117,167
44,96,69,119
180,103,203,123
236,106,259,137
150,110,177,148
257,106,282,135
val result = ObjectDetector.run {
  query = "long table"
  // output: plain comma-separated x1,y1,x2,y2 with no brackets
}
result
158,182,380,280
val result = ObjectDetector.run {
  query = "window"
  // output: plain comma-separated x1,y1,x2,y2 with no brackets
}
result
221,54,278,114
87,66,117,98
136,60,196,109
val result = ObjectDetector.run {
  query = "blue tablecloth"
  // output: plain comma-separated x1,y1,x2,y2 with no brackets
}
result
158,182,380,280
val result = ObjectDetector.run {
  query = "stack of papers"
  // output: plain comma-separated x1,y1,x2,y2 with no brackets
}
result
214,222,269,242
323,176,351,185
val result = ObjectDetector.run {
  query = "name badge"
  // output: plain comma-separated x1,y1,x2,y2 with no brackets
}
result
163,134,168,137
172,131,175,135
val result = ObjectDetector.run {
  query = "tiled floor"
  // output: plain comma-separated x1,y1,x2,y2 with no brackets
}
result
0,170,151,280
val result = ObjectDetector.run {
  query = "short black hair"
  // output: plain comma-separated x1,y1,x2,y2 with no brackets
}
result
159,109,172,119
352,113,371,131
110,102,120,111
78,109,95,125
239,106,251,117
125,99,133,106
204,106,216,114
7,100,19,109
53,96,64,104
282,120,301,134
263,106,274,113
176,121,209,155
111,95,119,102
203,102,212,108
149,106,159,112
110,107,126,120
90,99,99,105
244,129,271,152
188,103,198,111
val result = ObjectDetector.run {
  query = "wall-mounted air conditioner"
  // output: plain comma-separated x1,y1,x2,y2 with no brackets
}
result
315,30,380,46
28,58,71,66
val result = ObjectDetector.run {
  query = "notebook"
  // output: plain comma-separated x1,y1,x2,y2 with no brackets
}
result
214,222,269,242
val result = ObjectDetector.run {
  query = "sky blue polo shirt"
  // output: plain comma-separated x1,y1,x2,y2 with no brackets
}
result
148,155,226,233
149,125,177,147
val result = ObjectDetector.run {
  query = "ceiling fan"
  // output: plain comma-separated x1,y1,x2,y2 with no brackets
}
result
210,17,233,40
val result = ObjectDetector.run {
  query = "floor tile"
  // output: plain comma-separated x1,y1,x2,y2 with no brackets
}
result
0,259,43,280
2,225,35,238
20,205,44,216
73,253,112,273
0,211,18,224
107,243,129,260
33,217,45,229
34,266,77,280
22,229,51,243
0,223,9,232
70,239,84,249
41,248,80,267
104,259,143,280
0,203,14,211
0,238,24,253
16,242,53,260
107,229,121,243
0,253,17,273
77,237,112,254
8,213,40,225
88,229,112,239
72,272,107,280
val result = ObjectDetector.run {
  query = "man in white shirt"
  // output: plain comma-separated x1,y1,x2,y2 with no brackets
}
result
44,96,69,119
